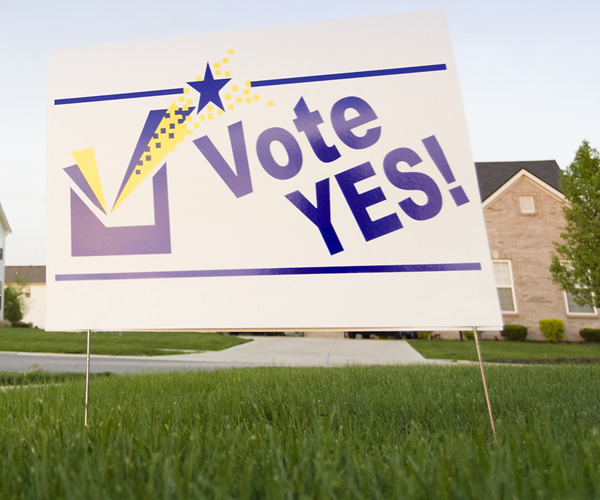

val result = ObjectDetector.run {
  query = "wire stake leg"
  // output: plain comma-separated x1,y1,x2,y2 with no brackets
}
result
473,327,496,437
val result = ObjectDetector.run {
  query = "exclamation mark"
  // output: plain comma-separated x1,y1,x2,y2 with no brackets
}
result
422,135,469,207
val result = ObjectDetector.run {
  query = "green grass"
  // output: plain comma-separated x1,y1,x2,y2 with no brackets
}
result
409,338,600,362
0,365,599,498
0,328,250,356
0,370,113,386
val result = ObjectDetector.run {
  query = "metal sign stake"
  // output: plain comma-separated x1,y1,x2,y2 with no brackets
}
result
84,329,91,427
472,327,496,437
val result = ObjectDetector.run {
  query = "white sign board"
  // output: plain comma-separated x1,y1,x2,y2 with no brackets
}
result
46,11,503,331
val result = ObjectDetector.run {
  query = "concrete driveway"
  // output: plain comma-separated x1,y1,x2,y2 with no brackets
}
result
0,337,433,374
162,336,430,367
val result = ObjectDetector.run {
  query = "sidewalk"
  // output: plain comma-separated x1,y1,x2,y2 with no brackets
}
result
161,336,432,367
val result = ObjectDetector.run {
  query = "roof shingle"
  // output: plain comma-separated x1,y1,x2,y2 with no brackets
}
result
5,266,46,284
475,160,562,201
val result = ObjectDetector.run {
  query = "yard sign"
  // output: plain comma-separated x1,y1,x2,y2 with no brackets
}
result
46,10,503,331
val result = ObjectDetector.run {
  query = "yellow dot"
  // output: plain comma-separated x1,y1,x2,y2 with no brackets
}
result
200,115,205,121
222,58,229,64
244,89,250,95
225,71,231,77
196,76,203,81
254,95,260,101
207,104,214,112
245,97,252,104
208,113,214,120
218,109,223,115
215,62,221,68
183,88,189,94
215,70,221,76
186,115,191,121
232,85,238,92
225,94,231,101
268,100,274,107
228,103,235,110
178,96,184,102
187,99,193,105
246,81,251,87
228,48,234,54
236,97,242,103
193,122,200,129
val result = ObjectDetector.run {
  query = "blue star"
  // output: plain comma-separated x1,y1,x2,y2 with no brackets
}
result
187,64,231,113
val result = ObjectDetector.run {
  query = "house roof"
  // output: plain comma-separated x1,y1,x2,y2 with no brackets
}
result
482,169,565,210
5,266,46,284
475,160,562,201
0,202,11,234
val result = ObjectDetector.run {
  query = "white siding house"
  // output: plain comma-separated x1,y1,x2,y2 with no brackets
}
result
0,202,11,320
5,266,46,329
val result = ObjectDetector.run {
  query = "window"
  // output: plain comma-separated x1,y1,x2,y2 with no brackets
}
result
519,195,535,214
0,248,3,260
558,261,596,315
565,292,596,315
493,260,517,312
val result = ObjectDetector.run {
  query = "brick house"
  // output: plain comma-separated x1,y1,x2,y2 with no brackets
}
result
0,202,11,320
477,160,600,340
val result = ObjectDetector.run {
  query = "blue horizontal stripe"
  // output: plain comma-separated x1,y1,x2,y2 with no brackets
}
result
251,64,447,87
54,64,446,105
55,262,480,282
54,88,184,105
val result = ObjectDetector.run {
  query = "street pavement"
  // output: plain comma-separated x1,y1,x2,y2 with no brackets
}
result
0,336,435,374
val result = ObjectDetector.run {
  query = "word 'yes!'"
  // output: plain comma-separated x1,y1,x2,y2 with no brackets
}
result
194,95,470,255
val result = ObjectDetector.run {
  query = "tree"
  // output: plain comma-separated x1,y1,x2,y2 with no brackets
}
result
3,285,24,324
550,140,600,307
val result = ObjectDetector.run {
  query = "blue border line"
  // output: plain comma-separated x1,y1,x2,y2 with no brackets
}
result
251,64,447,87
53,64,446,105
54,88,184,105
55,262,480,282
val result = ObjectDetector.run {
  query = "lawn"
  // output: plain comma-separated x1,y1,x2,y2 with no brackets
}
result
0,328,249,356
0,371,112,387
408,338,600,363
0,365,598,498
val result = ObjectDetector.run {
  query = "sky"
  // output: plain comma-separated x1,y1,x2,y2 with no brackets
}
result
0,0,598,266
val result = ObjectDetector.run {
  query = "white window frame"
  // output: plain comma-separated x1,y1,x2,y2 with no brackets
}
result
558,261,597,316
518,195,536,215
492,260,517,314
564,291,597,316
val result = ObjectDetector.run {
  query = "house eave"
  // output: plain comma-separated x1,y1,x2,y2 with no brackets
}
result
0,202,12,234
482,169,566,209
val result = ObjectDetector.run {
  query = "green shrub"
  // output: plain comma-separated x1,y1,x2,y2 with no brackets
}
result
3,286,24,324
462,330,475,340
580,328,600,342
539,319,565,342
501,324,528,341
12,321,32,328
417,331,432,340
